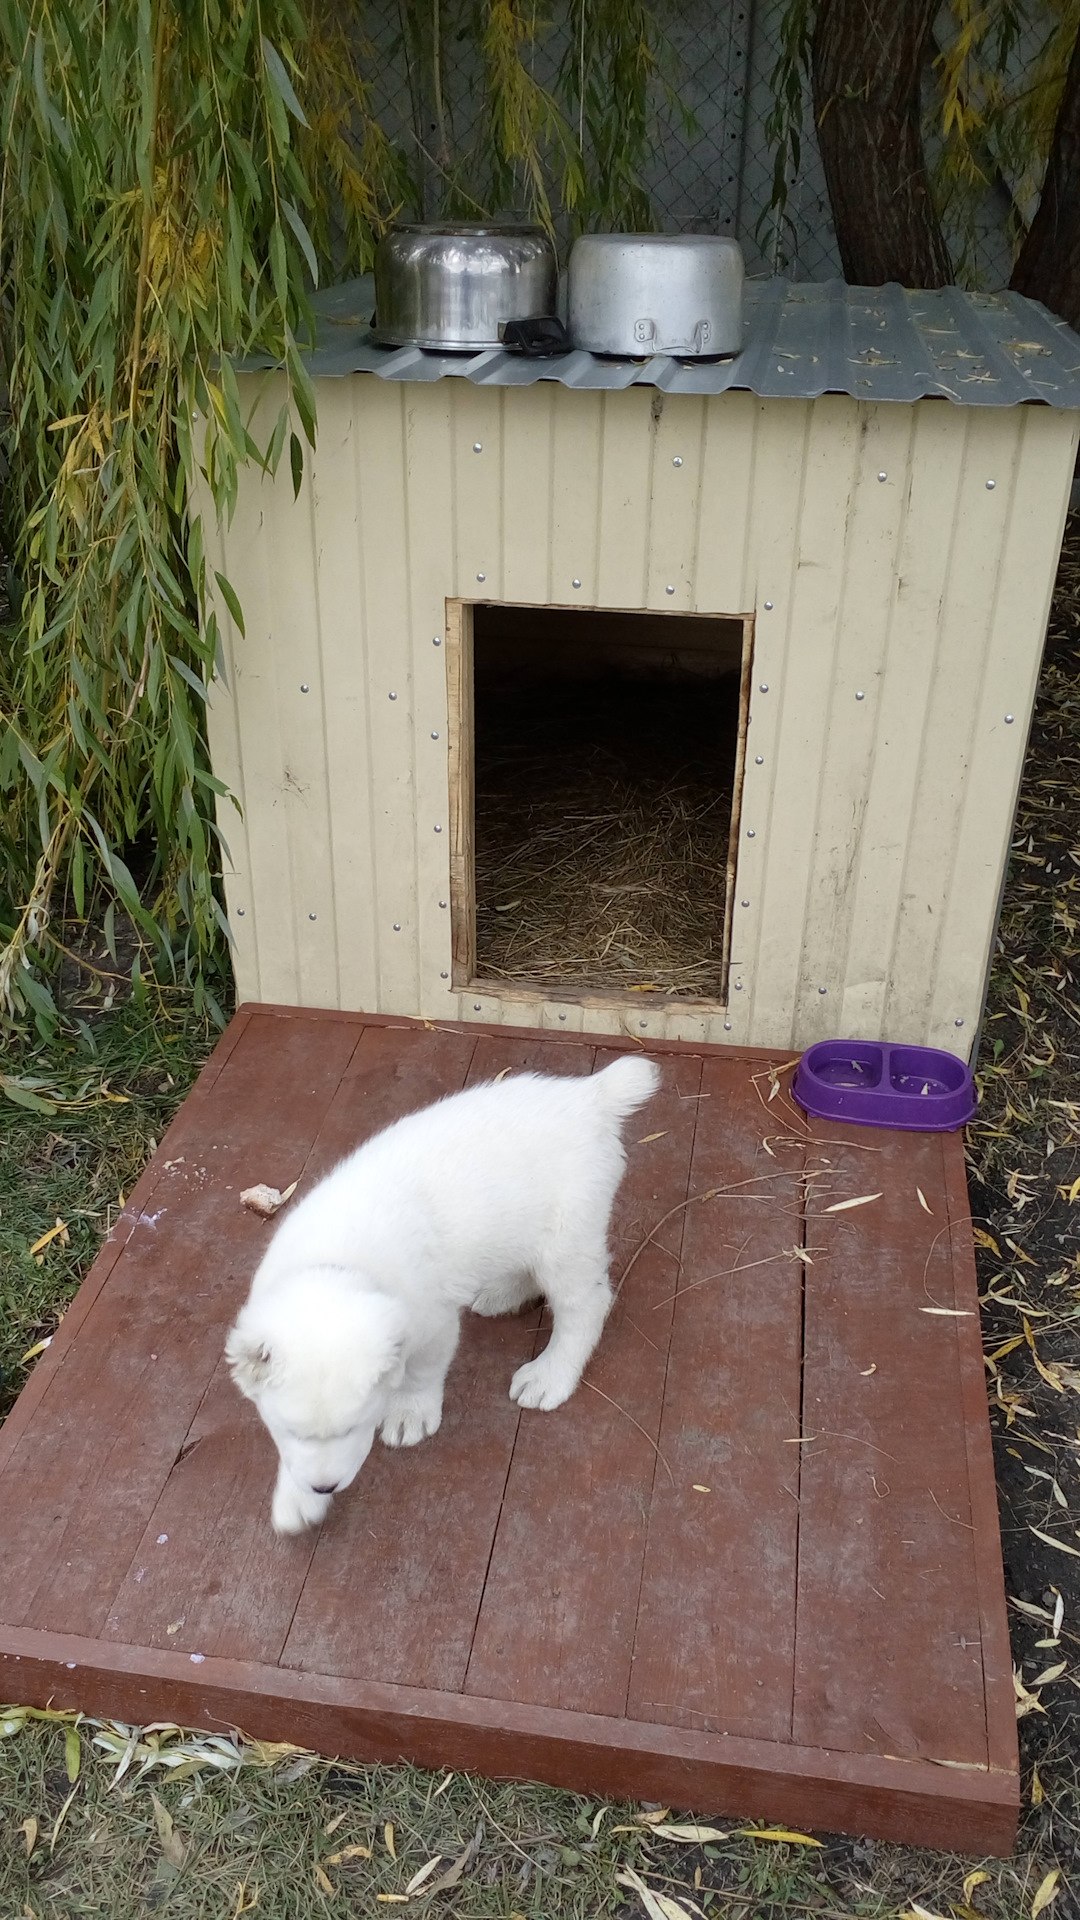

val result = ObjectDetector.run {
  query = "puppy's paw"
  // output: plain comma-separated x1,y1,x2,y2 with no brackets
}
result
380,1394,443,1447
471,1282,541,1318
509,1356,577,1412
272,1477,332,1535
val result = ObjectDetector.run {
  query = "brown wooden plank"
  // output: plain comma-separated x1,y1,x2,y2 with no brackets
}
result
942,1132,1018,1781
793,1120,989,1764
0,1625,1019,1855
0,1010,364,1639
628,1054,806,1739
282,1032,592,1689
463,1047,702,1715
102,1021,482,1662
0,1006,254,1465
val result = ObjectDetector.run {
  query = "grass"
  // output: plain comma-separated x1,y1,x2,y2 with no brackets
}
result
4,527,1080,1916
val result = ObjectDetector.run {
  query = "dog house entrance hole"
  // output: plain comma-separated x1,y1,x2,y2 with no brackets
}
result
448,601,753,1006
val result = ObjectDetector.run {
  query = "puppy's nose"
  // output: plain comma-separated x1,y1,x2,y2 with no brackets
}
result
312,1483,337,1496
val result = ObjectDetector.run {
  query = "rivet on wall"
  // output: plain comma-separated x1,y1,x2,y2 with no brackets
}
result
741,899,750,908
754,754,764,765
639,1019,647,1029
474,1002,482,1012
300,683,310,693
1004,713,1015,724
440,970,449,979
439,899,448,909
734,981,744,991
434,824,443,833
393,923,401,932
759,683,769,693
308,913,317,922
473,442,483,453
432,636,442,646
672,456,683,467
388,691,397,701
818,986,827,995
724,1020,732,1031
763,600,774,611
431,730,440,740
955,1017,965,1028
476,572,486,583
665,585,675,595
236,907,245,917
558,1012,567,1021
572,578,581,590
877,472,887,483
746,828,756,838
985,479,996,490
855,690,865,701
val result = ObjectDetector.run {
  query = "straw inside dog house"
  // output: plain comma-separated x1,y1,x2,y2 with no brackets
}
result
202,279,1080,1053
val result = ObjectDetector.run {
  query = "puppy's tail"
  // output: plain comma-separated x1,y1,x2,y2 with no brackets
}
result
591,1054,661,1122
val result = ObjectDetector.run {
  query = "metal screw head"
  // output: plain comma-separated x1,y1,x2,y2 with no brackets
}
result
955,1018,964,1028
473,1003,482,1012
572,578,581,589
734,981,744,991
431,730,439,740
558,1012,567,1021
388,691,397,700
665,584,675,595
393,923,401,932
308,912,317,921
473,442,483,453
672,456,683,467
877,471,887,483
236,907,245,917
300,683,310,693
855,690,865,701
741,899,750,908
818,986,827,995
724,1020,732,1031
476,572,486,583
1004,713,1015,724
755,754,764,765
763,600,774,611
439,899,448,909
639,1019,647,1029
432,636,442,646
434,823,442,833
746,827,755,838
759,683,769,694
440,970,449,979
986,479,996,490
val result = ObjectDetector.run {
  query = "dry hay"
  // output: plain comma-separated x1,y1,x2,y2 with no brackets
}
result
473,674,738,998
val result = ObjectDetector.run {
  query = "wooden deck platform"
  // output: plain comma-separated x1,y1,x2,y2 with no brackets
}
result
0,1007,1018,1853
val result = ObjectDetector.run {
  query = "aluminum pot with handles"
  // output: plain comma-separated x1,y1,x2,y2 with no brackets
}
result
373,223,558,352
568,233,744,358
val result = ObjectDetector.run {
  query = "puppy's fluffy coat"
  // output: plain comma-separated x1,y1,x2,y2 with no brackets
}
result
226,1054,660,1533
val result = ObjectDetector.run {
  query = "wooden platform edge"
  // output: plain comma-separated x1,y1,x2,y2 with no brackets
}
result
0,1630,1019,1857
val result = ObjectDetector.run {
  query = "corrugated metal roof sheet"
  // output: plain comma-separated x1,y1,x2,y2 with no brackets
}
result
243,274,1080,407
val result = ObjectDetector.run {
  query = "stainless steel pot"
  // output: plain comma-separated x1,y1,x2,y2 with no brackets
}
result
373,223,558,352
568,233,744,358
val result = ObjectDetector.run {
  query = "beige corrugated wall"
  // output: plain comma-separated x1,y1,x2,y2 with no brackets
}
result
199,373,1078,1054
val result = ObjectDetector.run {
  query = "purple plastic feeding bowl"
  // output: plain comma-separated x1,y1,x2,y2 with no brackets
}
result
792,1040,977,1132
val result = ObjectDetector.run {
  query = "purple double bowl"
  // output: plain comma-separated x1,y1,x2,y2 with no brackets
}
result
792,1040,976,1132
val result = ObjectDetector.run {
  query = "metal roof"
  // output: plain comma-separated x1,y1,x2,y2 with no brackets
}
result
244,274,1080,408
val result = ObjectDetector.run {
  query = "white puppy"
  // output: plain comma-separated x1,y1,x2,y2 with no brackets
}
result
226,1053,660,1533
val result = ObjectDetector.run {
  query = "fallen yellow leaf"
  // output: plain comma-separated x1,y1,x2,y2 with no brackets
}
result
313,1863,335,1896
29,1217,68,1256
735,1828,823,1847
1031,1768,1044,1807
916,1188,933,1214
964,1870,991,1900
646,1822,730,1842
1032,1869,1061,1919
824,1193,882,1214
383,1822,396,1859
1030,1526,1080,1559
20,1816,37,1858
637,1132,669,1144
973,1228,1001,1254
326,1844,373,1865
405,1857,444,1896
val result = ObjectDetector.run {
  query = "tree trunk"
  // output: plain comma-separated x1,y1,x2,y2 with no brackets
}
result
812,0,952,288
1010,28,1080,328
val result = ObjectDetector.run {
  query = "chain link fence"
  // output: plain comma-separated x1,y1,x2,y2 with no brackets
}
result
358,0,1037,287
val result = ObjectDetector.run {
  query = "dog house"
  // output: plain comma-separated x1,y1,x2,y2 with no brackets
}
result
201,279,1080,1053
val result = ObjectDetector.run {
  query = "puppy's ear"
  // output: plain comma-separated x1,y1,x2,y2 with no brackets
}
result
225,1323,273,1397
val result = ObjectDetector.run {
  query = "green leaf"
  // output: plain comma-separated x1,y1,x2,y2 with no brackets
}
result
261,36,309,127
282,198,318,285
1,1080,59,1115
64,1726,81,1783
289,430,304,499
213,571,246,638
